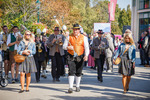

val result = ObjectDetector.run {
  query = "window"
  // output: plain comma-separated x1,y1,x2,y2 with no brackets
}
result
139,12,150,38
139,0,150,9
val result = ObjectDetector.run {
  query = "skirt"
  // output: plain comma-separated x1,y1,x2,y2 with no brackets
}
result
118,56,135,76
88,54,95,67
19,56,37,73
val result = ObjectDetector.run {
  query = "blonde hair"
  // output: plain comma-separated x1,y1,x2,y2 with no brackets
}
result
23,30,34,43
125,29,132,34
124,33,135,47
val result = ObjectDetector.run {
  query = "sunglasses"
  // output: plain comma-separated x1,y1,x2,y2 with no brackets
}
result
26,34,31,36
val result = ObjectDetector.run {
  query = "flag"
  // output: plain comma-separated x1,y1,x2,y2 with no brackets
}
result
109,0,117,21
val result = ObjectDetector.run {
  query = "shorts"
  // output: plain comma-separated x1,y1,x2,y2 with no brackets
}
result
2,49,9,61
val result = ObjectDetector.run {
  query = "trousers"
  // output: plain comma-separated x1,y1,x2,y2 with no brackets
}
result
51,52,63,79
67,54,84,76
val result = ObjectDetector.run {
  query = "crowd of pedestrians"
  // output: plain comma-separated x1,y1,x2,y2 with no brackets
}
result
0,24,150,94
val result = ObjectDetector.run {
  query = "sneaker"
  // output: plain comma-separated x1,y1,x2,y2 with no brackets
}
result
107,70,112,73
15,78,19,82
76,87,80,92
68,88,73,93
12,79,15,83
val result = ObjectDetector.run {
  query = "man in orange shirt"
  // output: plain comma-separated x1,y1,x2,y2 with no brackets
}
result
63,24,89,93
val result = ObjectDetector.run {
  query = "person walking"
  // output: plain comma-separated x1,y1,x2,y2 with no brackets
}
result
138,33,145,65
143,30,149,67
0,26,10,79
41,36,49,78
63,24,89,93
92,29,108,82
17,30,36,93
7,26,22,83
113,32,136,94
47,27,65,82
104,32,114,72
34,35,45,82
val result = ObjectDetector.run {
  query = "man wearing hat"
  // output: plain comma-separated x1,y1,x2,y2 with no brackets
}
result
63,23,89,93
92,29,108,82
47,27,65,82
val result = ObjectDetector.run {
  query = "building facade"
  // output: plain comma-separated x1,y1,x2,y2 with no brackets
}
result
131,0,150,45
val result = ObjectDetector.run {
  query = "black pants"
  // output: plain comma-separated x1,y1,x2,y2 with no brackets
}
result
145,52,149,65
140,48,145,64
60,56,65,76
96,54,105,80
51,52,63,79
35,60,43,81
67,54,84,76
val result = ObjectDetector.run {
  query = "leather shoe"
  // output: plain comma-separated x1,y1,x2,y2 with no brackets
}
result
68,88,73,93
76,87,80,92
19,90,24,93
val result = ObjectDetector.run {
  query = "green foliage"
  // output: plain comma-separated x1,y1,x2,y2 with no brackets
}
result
1,0,131,35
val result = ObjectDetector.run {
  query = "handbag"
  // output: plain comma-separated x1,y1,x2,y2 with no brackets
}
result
14,42,31,63
114,46,130,65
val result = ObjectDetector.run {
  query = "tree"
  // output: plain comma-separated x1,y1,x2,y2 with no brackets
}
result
127,5,131,25
111,4,122,35
1,0,37,29
118,8,128,31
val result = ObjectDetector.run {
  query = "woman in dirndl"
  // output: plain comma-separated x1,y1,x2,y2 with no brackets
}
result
113,31,136,94
17,30,36,93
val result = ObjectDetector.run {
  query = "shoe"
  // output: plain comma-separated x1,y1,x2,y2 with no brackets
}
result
68,88,73,93
144,65,150,67
36,80,40,83
90,67,94,69
15,78,19,82
53,78,56,82
126,88,129,91
56,78,60,82
76,87,80,92
99,78,103,82
43,75,47,79
107,70,112,73
12,79,15,83
41,75,44,77
18,90,24,93
26,90,29,92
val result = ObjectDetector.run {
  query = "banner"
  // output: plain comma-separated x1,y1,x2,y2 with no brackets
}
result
109,0,117,21
94,23,111,33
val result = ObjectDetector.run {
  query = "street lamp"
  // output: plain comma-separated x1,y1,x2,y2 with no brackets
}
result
36,0,41,23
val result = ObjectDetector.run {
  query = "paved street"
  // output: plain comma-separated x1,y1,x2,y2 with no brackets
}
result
0,55,150,100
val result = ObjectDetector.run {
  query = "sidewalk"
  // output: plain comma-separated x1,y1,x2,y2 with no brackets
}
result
0,58,150,100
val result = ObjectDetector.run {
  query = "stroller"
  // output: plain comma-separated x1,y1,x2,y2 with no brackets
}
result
0,50,8,87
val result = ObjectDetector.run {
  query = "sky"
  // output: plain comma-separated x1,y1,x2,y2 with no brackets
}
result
117,0,132,10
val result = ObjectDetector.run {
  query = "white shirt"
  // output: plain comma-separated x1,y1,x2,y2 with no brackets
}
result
0,34,3,45
0,33,9,49
7,32,22,50
63,34,89,56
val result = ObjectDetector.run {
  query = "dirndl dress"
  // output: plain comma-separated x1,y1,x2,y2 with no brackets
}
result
19,45,37,73
118,51,135,76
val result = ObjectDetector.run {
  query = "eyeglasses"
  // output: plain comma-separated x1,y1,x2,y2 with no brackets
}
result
26,34,31,36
